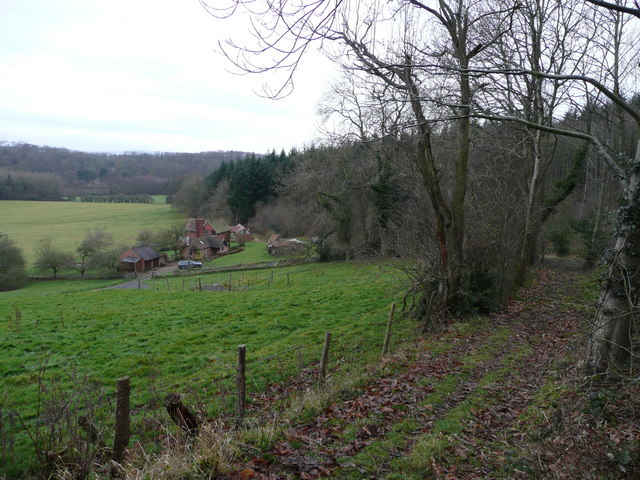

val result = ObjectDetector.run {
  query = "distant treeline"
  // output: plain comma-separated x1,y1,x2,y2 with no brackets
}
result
0,169,63,200
78,194,154,204
0,141,249,197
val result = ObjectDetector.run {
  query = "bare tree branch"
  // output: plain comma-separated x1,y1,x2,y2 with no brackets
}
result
584,0,640,19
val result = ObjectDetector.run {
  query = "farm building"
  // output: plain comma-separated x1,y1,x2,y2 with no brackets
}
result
182,236,228,261
230,224,253,242
266,234,307,256
119,245,162,273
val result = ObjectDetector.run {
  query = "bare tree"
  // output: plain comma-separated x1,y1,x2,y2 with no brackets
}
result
76,227,113,278
157,224,186,260
468,1,640,372
36,237,74,279
136,228,154,246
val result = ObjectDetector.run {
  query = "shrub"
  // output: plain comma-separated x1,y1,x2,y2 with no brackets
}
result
571,217,607,267
456,263,499,315
0,234,28,291
548,224,573,256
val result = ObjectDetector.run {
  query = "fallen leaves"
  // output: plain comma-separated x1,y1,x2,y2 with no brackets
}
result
225,264,640,480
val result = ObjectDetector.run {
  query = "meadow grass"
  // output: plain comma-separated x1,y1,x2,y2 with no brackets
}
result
0,259,412,474
199,240,283,269
0,200,185,264
0,278,125,299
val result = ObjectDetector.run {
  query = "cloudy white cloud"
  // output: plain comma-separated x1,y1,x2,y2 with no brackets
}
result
0,0,334,153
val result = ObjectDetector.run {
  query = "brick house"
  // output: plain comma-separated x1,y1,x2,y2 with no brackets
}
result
182,217,230,260
183,236,228,261
185,217,217,238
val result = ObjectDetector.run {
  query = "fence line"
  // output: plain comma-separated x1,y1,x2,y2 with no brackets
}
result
2,303,398,476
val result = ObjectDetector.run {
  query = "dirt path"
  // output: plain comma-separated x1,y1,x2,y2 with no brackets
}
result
228,261,616,479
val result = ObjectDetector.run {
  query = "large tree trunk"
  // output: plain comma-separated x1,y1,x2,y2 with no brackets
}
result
449,52,471,304
587,142,640,373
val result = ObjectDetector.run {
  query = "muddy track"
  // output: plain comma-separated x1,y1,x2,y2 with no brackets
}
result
233,264,586,480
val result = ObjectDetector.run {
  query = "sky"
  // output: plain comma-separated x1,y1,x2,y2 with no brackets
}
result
0,0,335,153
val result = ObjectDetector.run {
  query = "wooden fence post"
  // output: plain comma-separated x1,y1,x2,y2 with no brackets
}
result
382,303,396,357
111,376,131,471
319,332,331,386
198,278,202,291
287,273,290,285
236,345,246,425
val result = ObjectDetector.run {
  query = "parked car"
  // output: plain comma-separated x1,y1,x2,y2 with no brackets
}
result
178,260,202,269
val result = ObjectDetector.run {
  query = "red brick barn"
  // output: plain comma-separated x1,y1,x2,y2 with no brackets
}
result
119,245,162,273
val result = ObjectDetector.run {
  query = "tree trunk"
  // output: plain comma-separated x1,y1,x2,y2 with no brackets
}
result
515,130,545,285
449,53,471,304
587,142,640,373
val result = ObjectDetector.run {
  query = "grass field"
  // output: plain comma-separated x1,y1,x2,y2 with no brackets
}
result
0,259,412,476
207,240,276,267
0,200,185,264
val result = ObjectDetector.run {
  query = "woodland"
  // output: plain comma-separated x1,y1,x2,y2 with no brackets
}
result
191,0,640,374
0,142,246,198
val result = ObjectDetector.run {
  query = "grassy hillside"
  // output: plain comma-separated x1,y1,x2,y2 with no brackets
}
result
0,260,411,476
125,261,638,480
0,200,185,264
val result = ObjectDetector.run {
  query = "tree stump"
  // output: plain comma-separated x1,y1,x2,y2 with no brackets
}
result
164,393,199,437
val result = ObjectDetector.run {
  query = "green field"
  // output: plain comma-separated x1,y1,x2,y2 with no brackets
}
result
208,240,276,267
0,259,412,475
0,200,185,264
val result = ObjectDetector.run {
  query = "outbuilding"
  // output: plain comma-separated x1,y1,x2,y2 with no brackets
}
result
119,245,162,273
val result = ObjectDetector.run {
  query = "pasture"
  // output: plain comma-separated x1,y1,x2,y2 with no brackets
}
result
0,259,412,475
208,239,276,267
0,200,185,264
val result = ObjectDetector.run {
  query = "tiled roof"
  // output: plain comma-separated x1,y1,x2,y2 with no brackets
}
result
267,234,280,246
192,236,226,249
131,245,161,260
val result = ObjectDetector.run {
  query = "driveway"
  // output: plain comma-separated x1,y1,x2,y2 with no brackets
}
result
105,262,180,289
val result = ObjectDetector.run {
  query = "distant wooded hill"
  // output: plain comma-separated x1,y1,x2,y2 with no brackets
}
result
0,141,249,199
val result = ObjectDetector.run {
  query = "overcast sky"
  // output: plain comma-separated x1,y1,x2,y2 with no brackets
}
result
0,0,334,153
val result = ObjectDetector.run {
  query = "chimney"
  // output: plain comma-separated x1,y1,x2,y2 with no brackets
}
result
195,218,205,237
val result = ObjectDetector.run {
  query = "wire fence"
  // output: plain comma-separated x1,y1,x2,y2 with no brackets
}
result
147,267,299,293
0,304,398,477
